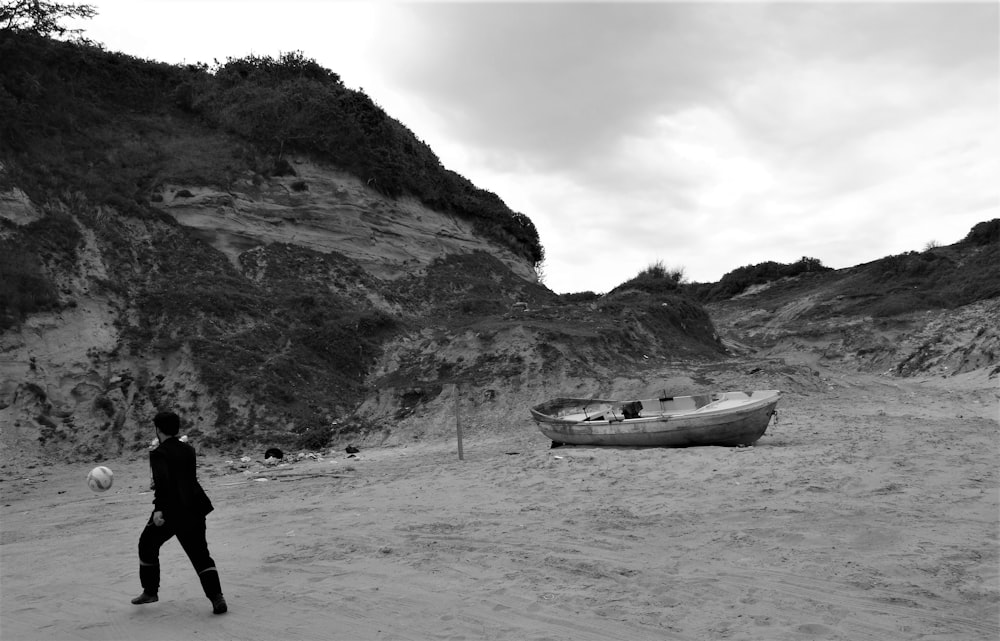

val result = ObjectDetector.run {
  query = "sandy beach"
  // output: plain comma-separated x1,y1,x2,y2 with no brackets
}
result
1,361,997,641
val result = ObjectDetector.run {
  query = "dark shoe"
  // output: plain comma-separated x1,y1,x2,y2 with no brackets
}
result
131,592,158,605
211,595,228,615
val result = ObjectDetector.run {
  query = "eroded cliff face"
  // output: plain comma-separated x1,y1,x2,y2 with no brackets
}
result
4,158,995,466
0,159,546,463
153,159,536,285
10,154,720,464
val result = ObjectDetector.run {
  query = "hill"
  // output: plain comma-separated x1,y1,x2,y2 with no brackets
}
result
702,221,1000,378
1,28,997,467
0,29,726,462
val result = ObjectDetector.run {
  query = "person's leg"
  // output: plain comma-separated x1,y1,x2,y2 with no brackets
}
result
176,520,227,614
133,515,174,604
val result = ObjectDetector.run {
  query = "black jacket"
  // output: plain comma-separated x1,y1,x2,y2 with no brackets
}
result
150,437,214,522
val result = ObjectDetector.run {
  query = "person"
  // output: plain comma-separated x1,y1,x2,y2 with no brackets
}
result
131,411,227,614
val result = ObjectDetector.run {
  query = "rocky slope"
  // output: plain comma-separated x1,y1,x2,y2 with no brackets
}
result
709,282,1000,379
0,153,726,464
3,156,996,468
154,160,535,284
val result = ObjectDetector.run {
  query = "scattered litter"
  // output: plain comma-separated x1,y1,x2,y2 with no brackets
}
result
254,478,268,482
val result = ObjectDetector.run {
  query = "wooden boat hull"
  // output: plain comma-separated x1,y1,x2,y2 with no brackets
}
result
530,390,781,447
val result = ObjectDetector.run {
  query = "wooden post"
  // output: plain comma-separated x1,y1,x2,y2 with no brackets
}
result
454,383,464,461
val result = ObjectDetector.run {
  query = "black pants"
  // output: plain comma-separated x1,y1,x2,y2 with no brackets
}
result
137,513,222,598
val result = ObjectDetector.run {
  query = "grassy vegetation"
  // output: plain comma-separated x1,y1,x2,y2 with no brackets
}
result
687,222,999,316
961,219,999,246
391,251,558,317
694,220,999,322
688,256,831,302
0,240,61,330
840,238,1000,317
199,51,543,265
0,31,542,266
118,234,400,449
608,260,687,297
598,287,722,358
0,205,83,329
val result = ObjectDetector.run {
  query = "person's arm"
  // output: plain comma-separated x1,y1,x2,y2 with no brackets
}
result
150,449,170,525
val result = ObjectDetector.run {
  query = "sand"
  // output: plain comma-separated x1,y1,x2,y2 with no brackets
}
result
1,362,998,641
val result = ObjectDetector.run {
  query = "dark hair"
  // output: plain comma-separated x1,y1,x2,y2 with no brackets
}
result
153,411,180,436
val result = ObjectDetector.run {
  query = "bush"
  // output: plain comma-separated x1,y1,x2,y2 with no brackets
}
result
0,31,544,266
962,219,999,246
93,395,115,417
609,261,686,297
295,425,332,450
198,51,544,266
0,242,60,329
559,291,600,303
697,256,832,301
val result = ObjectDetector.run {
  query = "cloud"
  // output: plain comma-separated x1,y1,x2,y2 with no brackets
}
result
77,1,998,294
365,2,997,292
375,4,761,170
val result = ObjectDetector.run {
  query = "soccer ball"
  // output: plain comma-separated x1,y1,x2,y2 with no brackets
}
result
87,466,114,492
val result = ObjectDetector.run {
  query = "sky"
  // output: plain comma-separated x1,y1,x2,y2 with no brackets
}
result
69,1,998,294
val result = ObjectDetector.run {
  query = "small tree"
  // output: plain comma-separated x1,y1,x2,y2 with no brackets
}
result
0,1,97,38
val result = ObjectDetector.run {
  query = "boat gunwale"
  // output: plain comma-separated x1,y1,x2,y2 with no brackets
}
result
530,390,781,426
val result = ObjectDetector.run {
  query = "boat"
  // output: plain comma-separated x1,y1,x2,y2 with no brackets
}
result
530,390,781,447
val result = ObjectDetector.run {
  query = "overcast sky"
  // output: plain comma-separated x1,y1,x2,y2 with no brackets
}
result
72,1,999,293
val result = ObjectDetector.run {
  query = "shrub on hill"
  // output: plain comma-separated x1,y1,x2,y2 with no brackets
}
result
0,241,60,329
390,251,558,318
559,291,600,303
847,241,1000,316
692,256,831,302
594,262,723,356
191,51,543,266
961,218,999,246
608,261,686,297
0,32,544,268
0,208,82,329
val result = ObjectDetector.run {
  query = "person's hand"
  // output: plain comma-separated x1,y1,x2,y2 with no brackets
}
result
153,511,165,526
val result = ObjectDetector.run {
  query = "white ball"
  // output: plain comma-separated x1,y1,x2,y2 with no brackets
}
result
87,466,114,492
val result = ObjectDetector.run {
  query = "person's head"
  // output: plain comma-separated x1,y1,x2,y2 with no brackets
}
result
153,411,180,440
